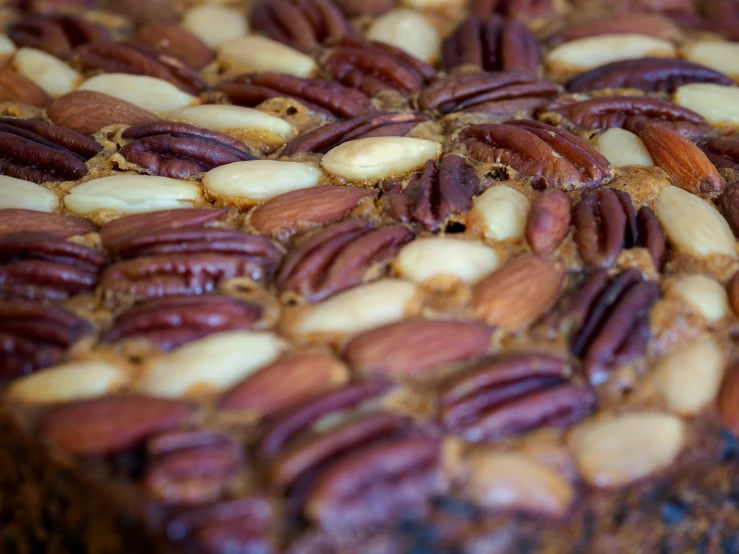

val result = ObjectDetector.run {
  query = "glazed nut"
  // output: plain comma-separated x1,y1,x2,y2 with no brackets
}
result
465,453,574,518
669,274,729,321
673,84,739,131
48,91,158,136
298,279,419,335
12,47,81,98
0,34,15,57
367,8,441,64
138,331,287,398
681,41,739,82
401,0,466,7
525,189,572,255
654,336,724,415
568,412,685,488
321,137,441,182
592,128,654,168
0,175,59,212
181,5,249,49
0,69,52,107
79,73,198,113
7,360,128,404
64,175,201,215
392,237,499,285
469,185,531,241
204,160,322,205
170,104,295,143
656,184,736,258
218,36,317,78
546,34,676,74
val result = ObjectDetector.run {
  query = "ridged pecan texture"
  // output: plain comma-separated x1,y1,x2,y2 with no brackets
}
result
8,13,110,59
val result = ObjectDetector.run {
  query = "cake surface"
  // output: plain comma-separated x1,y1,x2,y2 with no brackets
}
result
2,0,739,552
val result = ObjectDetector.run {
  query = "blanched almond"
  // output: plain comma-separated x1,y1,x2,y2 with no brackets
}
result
169,104,295,141
79,73,197,113
469,185,531,241
592,128,654,168
367,8,441,63
218,36,317,77
65,175,201,215
181,5,248,48
673,83,739,131
13,47,81,97
669,274,729,321
682,41,739,82
139,331,287,398
0,175,59,212
0,34,16,57
321,137,441,182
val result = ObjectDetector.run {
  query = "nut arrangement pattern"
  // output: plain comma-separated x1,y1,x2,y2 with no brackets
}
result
2,1,739,554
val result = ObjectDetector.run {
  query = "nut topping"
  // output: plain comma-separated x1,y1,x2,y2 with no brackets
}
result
526,189,572,254
0,175,59,212
132,22,213,70
8,13,109,59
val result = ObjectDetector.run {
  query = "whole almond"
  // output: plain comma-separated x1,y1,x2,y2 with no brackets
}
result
525,189,572,254
549,14,683,44
472,255,566,330
728,270,739,316
48,91,159,136
0,69,51,107
133,22,213,70
0,209,97,238
719,363,739,436
632,119,723,194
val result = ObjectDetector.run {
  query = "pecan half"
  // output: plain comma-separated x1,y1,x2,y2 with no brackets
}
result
132,22,213,70
439,353,595,442
417,71,558,116
540,96,712,141
699,0,739,40
566,57,733,93
704,137,739,172
215,72,373,119
564,269,660,385
470,0,552,18
119,121,255,179
0,301,92,378
8,13,109,59
458,120,610,189
251,0,354,52
277,219,413,302
281,112,430,157
104,295,263,351
0,69,52,108
334,0,395,16
442,15,542,74
0,209,96,238
0,232,105,300
547,13,683,44
382,154,484,231
74,42,206,95
0,117,102,183
526,189,572,254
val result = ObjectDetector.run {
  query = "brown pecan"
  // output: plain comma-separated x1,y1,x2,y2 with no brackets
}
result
564,269,660,385
131,22,213,70
566,57,733,93
719,363,739,436
74,42,206,95
0,209,96,238
251,0,354,52
418,71,558,116
276,219,413,302
119,121,255,179
0,301,92,378
442,15,542,74
0,69,52,108
8,13,110,59
323,37,437,97
382,154,484,231
215,72,373,119
0,117,102,183
547,13,683,44
281,112,430,157
344,319,494,380
98,0,184,25
470,0,552,18
722,183,739,238
699,0,739,40
334,0,395,16
439,353,595,442
540,96,712,142
0,232,105,300
705,137,739,172
248,186,374,240
458,120,610,189
103,295,263,351
38,394,192,455
526,189,572,254
219,353,348,418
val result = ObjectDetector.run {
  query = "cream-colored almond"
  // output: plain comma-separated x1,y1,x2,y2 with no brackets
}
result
0,175,59,212
681,41,739,82
469,185,531,241
546,34,676,73
673,83,739,130
8,360,127,404
568,412,685,488
654,336,724,415
79,73,197,113
0,34,16,57
367,8,441,63
12,47,81,97
466,453,574,517
139,331,287,398
65,175,201,215
592,128,654,168
203,160,322,204
299,279,418,335
181,5,248,48
393,237,498,285
656,184,736,258
669,274,730,321
169,104,295,141
218,36,317,77
321,137,441,182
